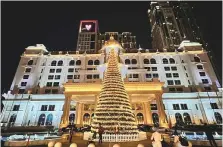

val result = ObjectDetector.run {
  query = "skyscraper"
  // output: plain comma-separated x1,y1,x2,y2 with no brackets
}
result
76,20,99,54
149,1,182,51
172,2,204,45
148,1,205,51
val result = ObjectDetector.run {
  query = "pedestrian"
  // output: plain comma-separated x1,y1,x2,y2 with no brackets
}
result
98,123,104,144
204,123,218,147
173,135,192,147
69,128,73,143
92,131,97,140
151,128,162,147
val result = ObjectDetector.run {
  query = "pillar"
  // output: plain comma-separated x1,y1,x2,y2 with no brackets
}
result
144,101,152,125
198,102,208,124
76,103,83,125
59,95,71,128
75,102,80,124
156,93,168,128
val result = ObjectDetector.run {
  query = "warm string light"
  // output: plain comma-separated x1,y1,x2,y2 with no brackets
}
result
91,48,138,134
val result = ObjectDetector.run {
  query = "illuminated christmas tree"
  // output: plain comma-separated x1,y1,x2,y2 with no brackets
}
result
91,48,138,134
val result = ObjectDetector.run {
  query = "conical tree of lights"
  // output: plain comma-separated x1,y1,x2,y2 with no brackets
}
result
91,48,138,134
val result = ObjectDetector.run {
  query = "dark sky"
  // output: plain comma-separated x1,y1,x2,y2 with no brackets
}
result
1,1,222,92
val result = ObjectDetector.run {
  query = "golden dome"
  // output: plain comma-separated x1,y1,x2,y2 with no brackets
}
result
104,36,120,46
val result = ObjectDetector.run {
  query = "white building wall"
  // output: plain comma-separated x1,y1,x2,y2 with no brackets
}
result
1,44,222,128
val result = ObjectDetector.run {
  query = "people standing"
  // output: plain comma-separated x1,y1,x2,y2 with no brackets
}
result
204,123,218,147
151,128,162,147
98,123,104,144
69,127,73,143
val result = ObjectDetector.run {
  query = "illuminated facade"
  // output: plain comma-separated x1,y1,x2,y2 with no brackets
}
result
1,5,222,129
1,39,222,129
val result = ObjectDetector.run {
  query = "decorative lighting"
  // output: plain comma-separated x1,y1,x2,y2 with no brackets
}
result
91,48,138,134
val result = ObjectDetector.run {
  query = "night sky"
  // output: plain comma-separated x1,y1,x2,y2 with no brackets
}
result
1,1,222,92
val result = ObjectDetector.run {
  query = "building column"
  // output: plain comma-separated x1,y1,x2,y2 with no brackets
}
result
75,102,79,124
198,102,208,124
144,101,152,125
76,103,83,125
156,93,168,128
59,95,71,128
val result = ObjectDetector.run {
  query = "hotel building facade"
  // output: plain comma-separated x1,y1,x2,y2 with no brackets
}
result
1,2,222,129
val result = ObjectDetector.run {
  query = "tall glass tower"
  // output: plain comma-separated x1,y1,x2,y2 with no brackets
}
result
148,1,204,51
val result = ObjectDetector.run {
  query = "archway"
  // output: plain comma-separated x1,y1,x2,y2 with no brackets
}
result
9,114,17,127
136,113,144,124
69,113,75,124
94,60,100,65
69,60,75,66
175,113,183,124
162,58,168,64
169,58,175,64
125,59,130,64
38,114,46,126
183,113,192,125
83,113,90,125
27,60,33,65
46,114,53,126
9,114,17,123
144,59,149,64
194,56,201,62
214,112,222,124
152,113,159,127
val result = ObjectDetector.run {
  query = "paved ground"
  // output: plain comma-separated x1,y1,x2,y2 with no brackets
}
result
3,133,221,147
62,136,155,147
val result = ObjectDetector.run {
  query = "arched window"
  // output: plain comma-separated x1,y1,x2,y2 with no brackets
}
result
57,60,63,66
76,60,81,65
94,60,100,65
175,113,183,124
136,113,144,124
69,113,75,124
27,60,33,65
197,65,203,69
152,113,159,127
88,60,93,65
132,59,137,64
144,59,149,64
169,58,175,64
183,113,192,124
9,114,17,123
83,113,90,125
214,112,222,124
46,114,53,126
51,60,57,66
150,58,156,64
194,56,201,62
69,60,75,66
163,58,168,64
38,114,46,126
125,59,130,65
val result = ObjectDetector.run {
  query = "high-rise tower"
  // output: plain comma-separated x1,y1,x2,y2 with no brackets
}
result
172,2,204,45
148,2,182,51
76,20,99,54
148,1,205,51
